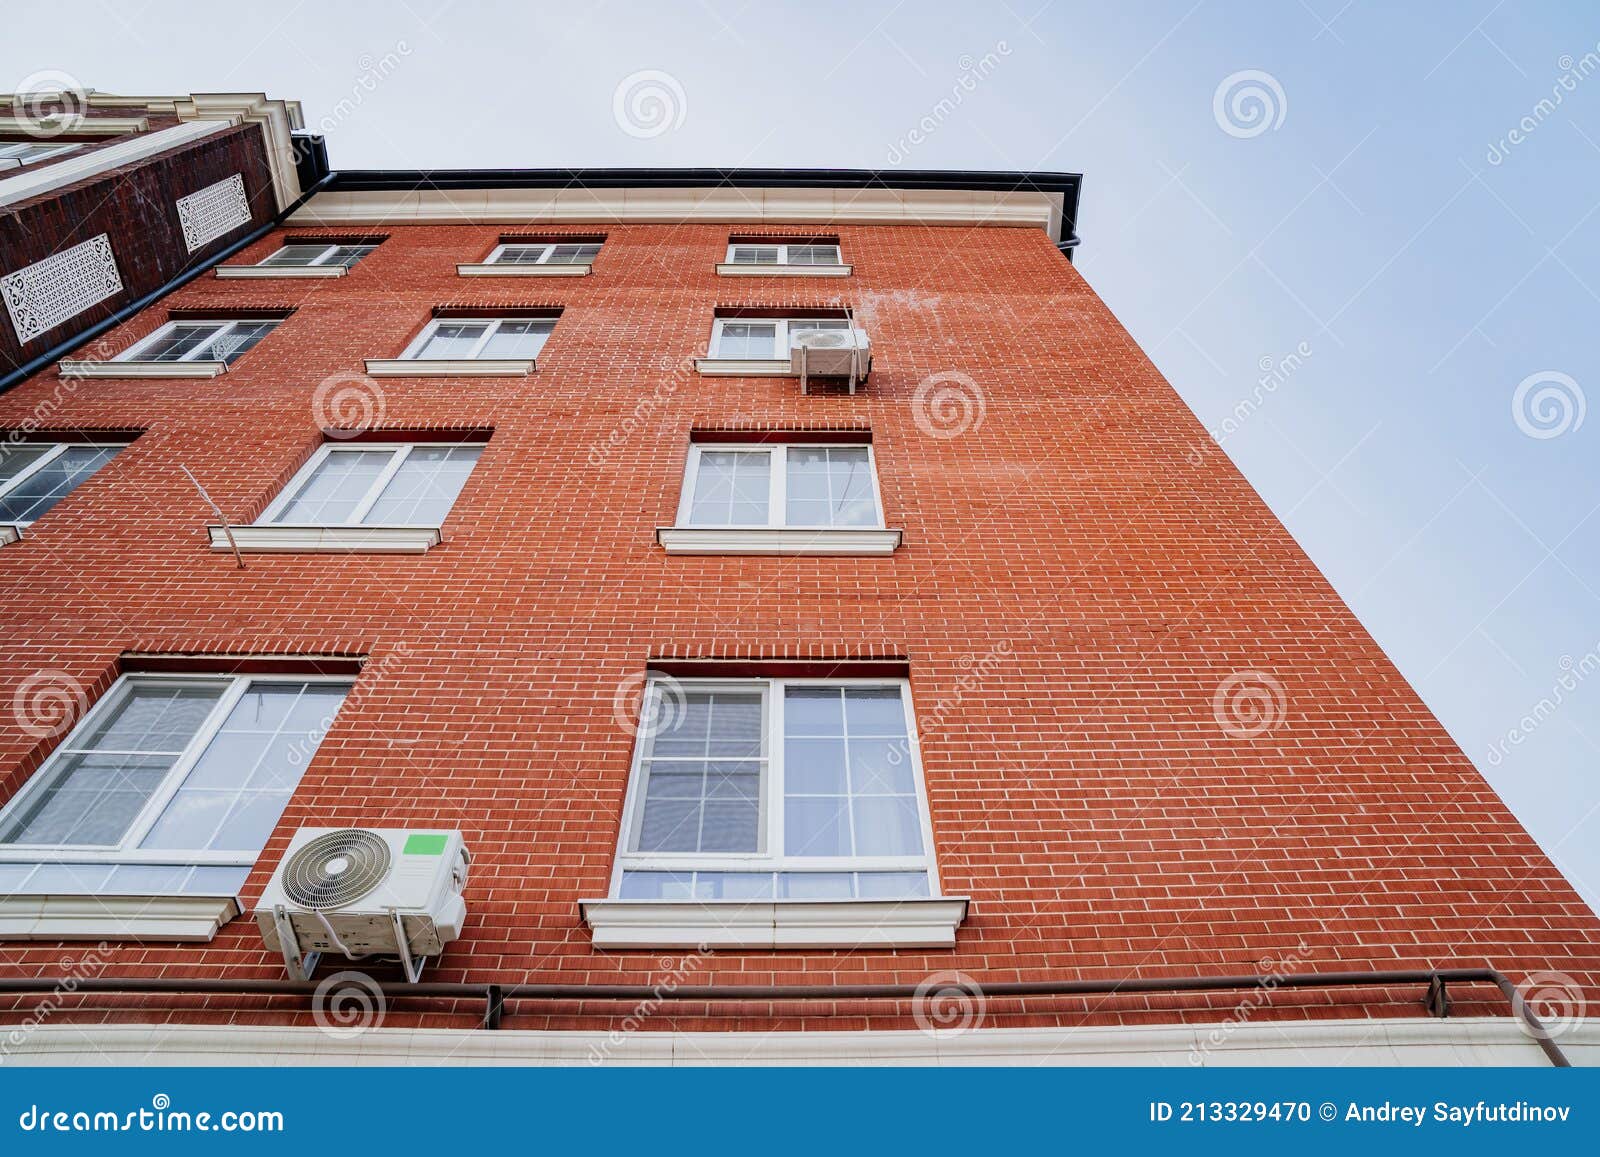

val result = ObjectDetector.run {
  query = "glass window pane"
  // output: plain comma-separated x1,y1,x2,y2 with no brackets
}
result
547,243,599,264
203,322,276,364
271,449,392,524
0,444,52,487
784,687,844,735
730,246,780,265
852,796,924,856
785,797,850,857
849,737,915,795
787,244,840,265
785,737,848,794
779,872,853,899
480,320,551,360
326,245,375,267
492,245,547,265
141,680,350,854
415,322,489,359
0,753,174,845
77,682,227,753
844,687,908,736
688,450,769,526
363,446,481,525
785,446,877,527
0,445,119,525
260,244,329,266
619,870,702,899
714,322,777,359
855,871,930,898
137,323,218,361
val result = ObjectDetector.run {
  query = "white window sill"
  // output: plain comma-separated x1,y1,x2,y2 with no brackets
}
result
208,525,441,553
0,523,20,546
693,358,795,377
0,895,240,942
214,265,347,279
580,897,968,950
715,263,852,278
456,262,591,277
60,359,228,379
364,358,534,377
656,526,902,555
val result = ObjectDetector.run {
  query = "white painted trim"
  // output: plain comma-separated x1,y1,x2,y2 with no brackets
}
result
580,897,968,949
0,895,238,942
456,262,590,277
208,525,441,553
289,186,1063,238
0,115,148,136
58,359,227,378
0,119,227,209
656,527,901,555
364,358,534,377
214,265,346,279
693,358,794,377
716,263,852,278
0,523,20,546
13,1016,1592,1067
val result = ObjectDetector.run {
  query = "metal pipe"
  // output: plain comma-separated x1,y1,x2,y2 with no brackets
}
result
0,966,1570,1065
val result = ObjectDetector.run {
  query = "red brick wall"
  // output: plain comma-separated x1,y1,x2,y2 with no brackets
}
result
0,220,1594,1033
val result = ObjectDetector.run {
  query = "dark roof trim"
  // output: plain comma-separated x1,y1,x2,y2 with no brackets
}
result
321,167,1082,254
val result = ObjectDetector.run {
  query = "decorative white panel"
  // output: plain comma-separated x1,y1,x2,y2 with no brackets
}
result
1,233,123,344
175,173,251,252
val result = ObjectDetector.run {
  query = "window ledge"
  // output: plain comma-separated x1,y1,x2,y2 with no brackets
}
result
364,358,534,377
59,360,228,379
580,897,968,950
715,263,852,277
456,262,591,277
0,895,239,942
208,525,441,554
214,265,347,279
657,526,902,555
0,523,20,546
693,358,795,377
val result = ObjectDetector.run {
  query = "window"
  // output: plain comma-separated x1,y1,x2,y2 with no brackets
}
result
0,442,123,529
612,678,938,901
0,674,352,898
726,242,841,266
0,141,82,167
400,318,553,362
117,319,278,365
261,443,482,527
257,242,377,269
708,317,848,360
486,241,601,266
678,443,882,529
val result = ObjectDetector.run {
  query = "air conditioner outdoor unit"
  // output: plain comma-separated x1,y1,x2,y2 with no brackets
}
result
789,328,871,393
256,827,470,982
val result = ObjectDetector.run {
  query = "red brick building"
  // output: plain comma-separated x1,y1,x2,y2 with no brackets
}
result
0,90,1595,1065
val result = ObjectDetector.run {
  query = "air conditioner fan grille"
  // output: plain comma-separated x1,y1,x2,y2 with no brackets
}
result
281,828,392,909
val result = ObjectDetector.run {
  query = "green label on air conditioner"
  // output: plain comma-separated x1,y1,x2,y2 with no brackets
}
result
403,833,448,856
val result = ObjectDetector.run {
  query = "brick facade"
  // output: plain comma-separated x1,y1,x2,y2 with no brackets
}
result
0,218,1595,1034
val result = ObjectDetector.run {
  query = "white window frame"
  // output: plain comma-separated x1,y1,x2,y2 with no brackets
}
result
707,317,848,360
256,441,480,527
256,242,376,268
724,242,841,265
607,676,942,895
398,317,554,361
675,442,885,530
0,141,83,168
0,672,352,869
115,318,278,363
0,441,126,528
484,241,601,266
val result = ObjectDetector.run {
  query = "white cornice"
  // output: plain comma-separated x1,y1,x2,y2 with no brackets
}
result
60,359,227,379
290,186,1060,235
364,358,534,377
215,264,346,279
716,262,852,277
456,262,591,277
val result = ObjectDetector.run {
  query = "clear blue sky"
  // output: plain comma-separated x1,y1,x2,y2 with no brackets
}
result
5,1,1598,911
